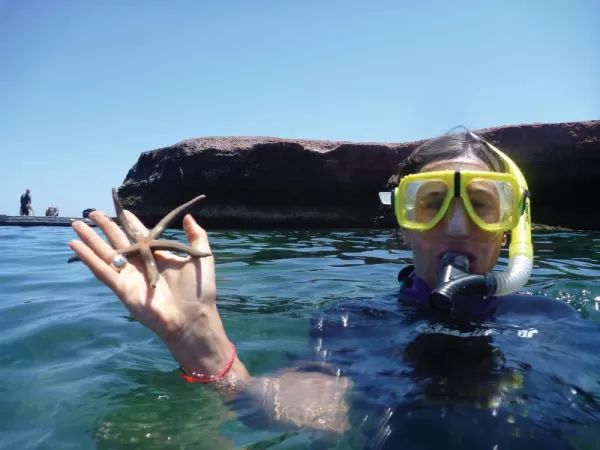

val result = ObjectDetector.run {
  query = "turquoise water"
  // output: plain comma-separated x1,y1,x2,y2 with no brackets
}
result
1,226,600,449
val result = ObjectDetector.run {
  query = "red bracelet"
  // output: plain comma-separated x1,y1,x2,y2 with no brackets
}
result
180,342,236,383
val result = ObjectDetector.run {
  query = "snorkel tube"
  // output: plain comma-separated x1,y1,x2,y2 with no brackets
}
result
429,139,534,312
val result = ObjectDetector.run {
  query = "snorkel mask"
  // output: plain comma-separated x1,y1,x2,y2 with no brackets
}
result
380,133,533,312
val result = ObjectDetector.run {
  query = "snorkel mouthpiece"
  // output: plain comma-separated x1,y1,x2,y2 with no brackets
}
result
429,253,497,312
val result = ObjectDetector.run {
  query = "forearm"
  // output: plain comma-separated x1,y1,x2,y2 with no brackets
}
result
240,370,351,433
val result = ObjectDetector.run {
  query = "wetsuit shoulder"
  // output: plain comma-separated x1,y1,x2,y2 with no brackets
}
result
496,293,579,319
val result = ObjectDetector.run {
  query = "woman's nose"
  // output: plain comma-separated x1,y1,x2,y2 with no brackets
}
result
443,199,471,237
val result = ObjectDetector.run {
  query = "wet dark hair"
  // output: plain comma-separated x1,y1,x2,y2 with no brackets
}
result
388,128,507,187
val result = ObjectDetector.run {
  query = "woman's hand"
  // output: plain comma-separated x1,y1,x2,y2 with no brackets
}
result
70,210,351,421
68,210,239,378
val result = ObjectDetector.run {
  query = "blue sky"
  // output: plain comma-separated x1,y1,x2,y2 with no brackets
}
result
0,0,598,217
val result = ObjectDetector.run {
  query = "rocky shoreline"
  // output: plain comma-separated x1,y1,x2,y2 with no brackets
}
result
117,120,600,231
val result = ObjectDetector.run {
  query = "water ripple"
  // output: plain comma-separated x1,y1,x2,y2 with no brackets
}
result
1,227,600,448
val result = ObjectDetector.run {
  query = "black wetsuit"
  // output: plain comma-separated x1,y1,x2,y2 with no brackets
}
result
19,192,31,216
300,268,598,449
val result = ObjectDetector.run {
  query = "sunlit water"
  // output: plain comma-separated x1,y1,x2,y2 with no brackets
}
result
1,226,600,449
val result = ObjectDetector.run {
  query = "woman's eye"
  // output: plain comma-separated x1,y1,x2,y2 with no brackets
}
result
421,198,443,209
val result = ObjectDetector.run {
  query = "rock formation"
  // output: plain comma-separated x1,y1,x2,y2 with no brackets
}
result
117,120,599,231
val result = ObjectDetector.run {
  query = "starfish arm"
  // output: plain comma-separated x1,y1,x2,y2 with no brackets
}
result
139,245,160,288
148,194,206,240
148,240,212,258
118,243,144,258
112,187,146,243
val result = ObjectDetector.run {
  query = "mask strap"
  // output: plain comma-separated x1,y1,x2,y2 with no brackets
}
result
467,130,532,217
397,265,415,290
467,130,482,141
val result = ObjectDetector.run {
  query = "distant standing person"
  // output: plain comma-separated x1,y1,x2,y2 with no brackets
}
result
20,189,32,216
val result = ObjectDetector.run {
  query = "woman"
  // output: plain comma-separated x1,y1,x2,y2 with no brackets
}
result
68,130,591,448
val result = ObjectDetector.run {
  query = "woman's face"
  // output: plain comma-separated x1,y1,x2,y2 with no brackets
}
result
400,156,507,289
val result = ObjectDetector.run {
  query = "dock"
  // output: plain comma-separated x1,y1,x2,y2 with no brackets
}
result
0,215,109,227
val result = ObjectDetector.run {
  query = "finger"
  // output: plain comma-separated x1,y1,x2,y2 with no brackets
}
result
152,248,191,264
123,210,150,237
183,214,215,281
184,214,212,255
71,220,122,265
88,210,131,250
152,214,207,263
68,240,121,292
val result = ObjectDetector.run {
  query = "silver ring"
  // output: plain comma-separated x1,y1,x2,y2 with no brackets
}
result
111,254,128,271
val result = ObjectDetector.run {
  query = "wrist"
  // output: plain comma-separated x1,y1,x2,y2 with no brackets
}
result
164,306,228,368
163,307,250,384
180,341,237,382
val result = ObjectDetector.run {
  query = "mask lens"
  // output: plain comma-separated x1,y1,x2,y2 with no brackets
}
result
404,180,449,226
465,178,516,226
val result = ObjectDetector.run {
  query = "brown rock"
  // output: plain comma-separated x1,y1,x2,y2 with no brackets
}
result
118,120,600,231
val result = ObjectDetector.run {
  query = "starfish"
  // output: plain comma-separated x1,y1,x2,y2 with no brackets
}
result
68,187,211,288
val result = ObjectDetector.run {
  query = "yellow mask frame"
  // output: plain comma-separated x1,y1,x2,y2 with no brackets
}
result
394,169,524,232
381,134,533,262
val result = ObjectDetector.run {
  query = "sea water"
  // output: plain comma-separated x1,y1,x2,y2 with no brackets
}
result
1,227,599,449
